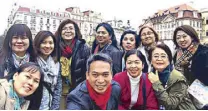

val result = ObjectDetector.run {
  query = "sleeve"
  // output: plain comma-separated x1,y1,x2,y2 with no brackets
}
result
146,84,159,109
50,67,62,110
152,80,188,110
66,93,83,110
0,84,6,109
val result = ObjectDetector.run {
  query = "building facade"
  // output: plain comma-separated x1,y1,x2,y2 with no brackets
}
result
7,3,103,44
200,8,208,44
141,4,203,41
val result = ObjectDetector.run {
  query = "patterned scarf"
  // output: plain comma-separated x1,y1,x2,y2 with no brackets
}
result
9,80,25,110
37,56,59,90
12,52,30,68
175,42,199,74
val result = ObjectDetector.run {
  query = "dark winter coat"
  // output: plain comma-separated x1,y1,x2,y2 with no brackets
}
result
66,80,121,110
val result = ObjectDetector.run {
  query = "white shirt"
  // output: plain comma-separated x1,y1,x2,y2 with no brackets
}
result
127,72,142,109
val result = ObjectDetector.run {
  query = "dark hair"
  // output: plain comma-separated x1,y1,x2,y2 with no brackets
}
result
173,25,200,48
138,26,159,45
92,22,118,52
6,62,43,81
86,53,113,73
55,19,82,61
33,31,58,62
148,43,172,63
2,24,35,61
124,49,148,73
120,30,140,49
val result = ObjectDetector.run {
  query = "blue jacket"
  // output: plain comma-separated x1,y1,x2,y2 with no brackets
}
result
66,80,121,110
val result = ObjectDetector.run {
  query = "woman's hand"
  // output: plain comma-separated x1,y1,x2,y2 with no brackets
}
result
148,70,160,83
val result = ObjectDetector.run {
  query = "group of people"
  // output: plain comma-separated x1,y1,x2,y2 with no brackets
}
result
0,18,207,110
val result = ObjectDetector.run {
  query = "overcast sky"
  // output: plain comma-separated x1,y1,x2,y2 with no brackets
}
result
0,0,207,35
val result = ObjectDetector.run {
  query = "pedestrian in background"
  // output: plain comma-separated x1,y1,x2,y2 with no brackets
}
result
0,24,36,77
33,31,62,110
148,43,195,110
55,19,91,109
114,49,158,110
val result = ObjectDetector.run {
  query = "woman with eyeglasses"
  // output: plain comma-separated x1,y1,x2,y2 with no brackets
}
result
138,26,159,72
0,24,36,77
148,43,195,110
55,19,91,109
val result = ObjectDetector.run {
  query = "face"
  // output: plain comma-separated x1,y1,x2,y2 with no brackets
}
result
151,48,170,72
13,70,40,97
126,54,143,78
122,34,136,51
96,26,111,46
140,28,156,46
11,35,30,56
40,36,54,58
61,23,76,41
86,61,112,94
176,30,193,49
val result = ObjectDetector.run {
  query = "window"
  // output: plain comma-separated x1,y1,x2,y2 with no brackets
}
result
206,30,208,36
193,12,197,18
178,11,183,18
193,21,195,27
190,21,192,26
206,18,208,24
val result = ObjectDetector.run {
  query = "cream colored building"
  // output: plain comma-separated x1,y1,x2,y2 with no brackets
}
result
200,8,208,44
7,3,103,42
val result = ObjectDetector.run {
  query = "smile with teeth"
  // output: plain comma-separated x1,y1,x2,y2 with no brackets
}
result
24,86,32,92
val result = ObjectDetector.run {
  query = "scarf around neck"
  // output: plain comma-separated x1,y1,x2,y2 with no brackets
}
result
37,56,59,90
12,52,30,68
86,80,112,110
60,38,76,58
9,80,25,110
175,42,199,74
153,64,173,86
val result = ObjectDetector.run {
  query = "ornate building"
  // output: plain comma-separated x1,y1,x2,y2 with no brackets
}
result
7,3,103,43
141,4,203,40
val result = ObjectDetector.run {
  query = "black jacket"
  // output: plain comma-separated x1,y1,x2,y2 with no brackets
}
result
66,80,121,110
92,43,119,57
111,51,125,75
191,45,208,85
174,44,208,85
68,39,91,90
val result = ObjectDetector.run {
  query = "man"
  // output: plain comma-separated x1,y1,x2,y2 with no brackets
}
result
66,53,121,110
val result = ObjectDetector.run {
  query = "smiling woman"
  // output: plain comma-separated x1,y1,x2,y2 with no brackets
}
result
0,62,43,110
0,24,36,77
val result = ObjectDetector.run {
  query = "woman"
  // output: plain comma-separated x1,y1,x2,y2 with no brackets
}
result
33,31,62,110
112,30,141,75
91,22,119,56
113,49,158,110
148,43,196,110
173,25,208,85
138,26,159,72
55,19,91,109
0,24,36,77
0,62,43,110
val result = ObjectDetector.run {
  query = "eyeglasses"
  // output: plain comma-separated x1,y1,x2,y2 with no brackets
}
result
62,27,74,31
152,55,168,60
12,36,28,41
141,31,153,37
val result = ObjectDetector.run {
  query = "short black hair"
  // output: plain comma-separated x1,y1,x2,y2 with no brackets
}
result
86,53,113,73
124,49,148,73
120,30,140,49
